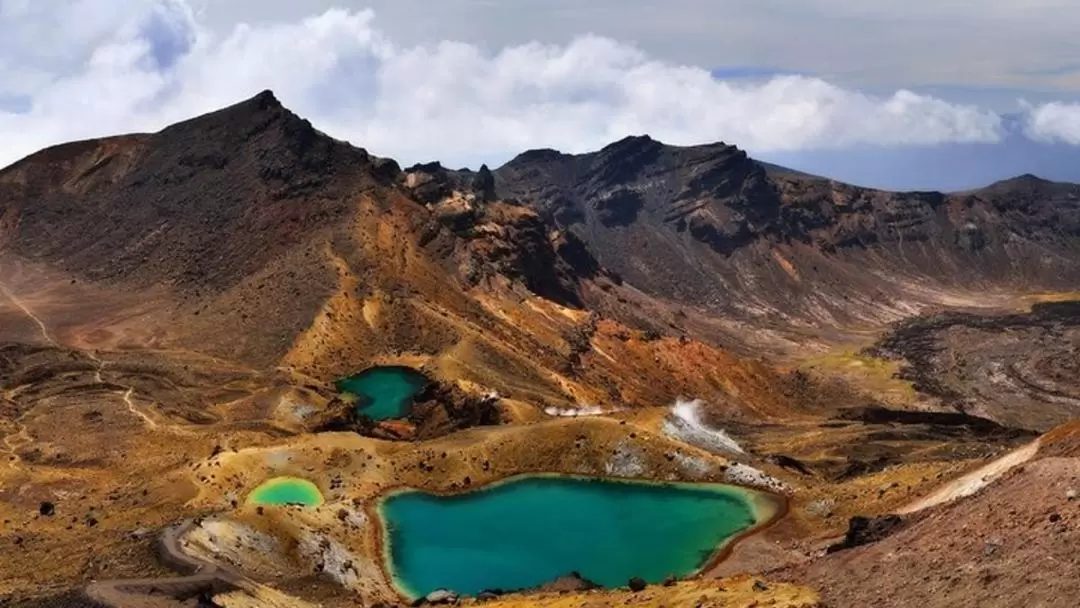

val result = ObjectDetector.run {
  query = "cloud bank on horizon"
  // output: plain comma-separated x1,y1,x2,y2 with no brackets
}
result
4,0,1080,182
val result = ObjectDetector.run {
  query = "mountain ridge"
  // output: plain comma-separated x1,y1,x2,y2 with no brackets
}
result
6,90,1080,336
4,90,1071,196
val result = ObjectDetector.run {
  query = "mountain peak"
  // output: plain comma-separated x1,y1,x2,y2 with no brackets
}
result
601,134,658,150
982,172,1053,191
160,89,294,138
1014,172,1048,182
250,89,282,109
505,147,569,166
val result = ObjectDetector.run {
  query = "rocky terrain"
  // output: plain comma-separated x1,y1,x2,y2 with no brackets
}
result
2,91,1080,607
489,137,1080,334
868,301,1080,431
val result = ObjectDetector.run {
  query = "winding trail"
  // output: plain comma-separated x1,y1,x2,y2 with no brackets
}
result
2,420,30,471
121,387,159,429
86,519,244,607
86,349,165,430
0,274,57,347
0,265,54,470
85,349,106,384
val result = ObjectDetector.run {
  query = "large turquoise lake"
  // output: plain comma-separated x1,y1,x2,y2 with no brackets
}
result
380,475,773,598
335,366,429,420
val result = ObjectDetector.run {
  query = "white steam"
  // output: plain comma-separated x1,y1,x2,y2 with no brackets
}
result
662,397,745,455
544,404,619,417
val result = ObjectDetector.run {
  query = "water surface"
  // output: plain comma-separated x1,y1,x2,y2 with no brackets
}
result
248,477,323,507
336,366,429,420
380,475,771,598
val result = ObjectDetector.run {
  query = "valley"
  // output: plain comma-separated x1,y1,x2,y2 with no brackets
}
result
2,91,1080,607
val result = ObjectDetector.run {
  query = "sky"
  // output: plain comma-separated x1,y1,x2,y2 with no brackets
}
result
4,0,1080,190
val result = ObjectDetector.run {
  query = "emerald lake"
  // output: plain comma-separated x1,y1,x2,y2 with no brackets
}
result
247,477,323,507
335,366,429,421
379,475,774,599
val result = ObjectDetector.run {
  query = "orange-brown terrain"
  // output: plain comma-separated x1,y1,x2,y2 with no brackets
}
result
2,91,1080,607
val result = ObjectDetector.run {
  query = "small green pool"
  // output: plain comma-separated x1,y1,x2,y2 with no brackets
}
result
248,477,323,507
379,475,776,599
335,366,429,420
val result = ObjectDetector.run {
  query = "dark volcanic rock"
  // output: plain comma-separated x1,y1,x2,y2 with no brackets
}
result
311,376,500,442
410,383,502,440
826,515,905,553
310,398,377,436
835,407,1028,438
493,136,1080,325
473,164,497,202
402,159,600,308
865,302,1080,431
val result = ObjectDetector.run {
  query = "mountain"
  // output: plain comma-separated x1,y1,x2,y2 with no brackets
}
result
473,135,1080,335
3,91,1080,608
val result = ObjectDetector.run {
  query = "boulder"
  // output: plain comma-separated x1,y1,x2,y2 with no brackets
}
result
628,577,647,592
535,571,601,593
423,589,459,605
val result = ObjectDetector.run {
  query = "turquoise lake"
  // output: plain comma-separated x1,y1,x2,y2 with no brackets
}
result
335,366,429,420
380,475,769,598
247,477,323,507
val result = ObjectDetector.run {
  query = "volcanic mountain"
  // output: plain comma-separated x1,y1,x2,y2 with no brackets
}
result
492,136,1080,319
2,91,1080,607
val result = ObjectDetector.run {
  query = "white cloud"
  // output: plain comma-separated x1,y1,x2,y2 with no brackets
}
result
1,2,1078,171
1022,101,1080,145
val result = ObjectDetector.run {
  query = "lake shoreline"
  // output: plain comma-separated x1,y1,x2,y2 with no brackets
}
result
368,472,789,601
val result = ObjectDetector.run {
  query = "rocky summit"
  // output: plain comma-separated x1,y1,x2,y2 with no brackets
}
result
3,91,1080,608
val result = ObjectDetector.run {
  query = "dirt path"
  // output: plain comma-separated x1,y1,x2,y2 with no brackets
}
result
86,520,243,607
121,388,160,429
898,438,1041,514
0,264,57,347
2,420,30,471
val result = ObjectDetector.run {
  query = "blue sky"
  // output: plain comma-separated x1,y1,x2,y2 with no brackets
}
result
4,1,1080,190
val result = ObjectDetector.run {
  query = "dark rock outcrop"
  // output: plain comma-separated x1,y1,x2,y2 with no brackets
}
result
835,407,1027,438
310,377,501,441
402,160,602,308
826,515,905,553
410,383,502,440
